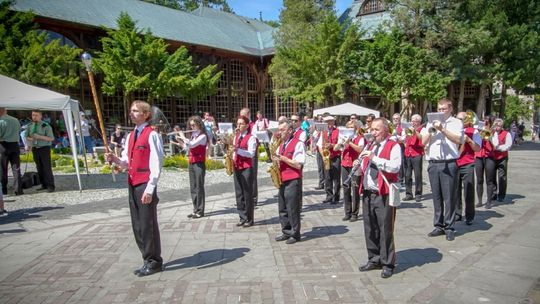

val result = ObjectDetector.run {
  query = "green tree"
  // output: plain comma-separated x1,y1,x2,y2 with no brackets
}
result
0,2,80,91
95,12,221,122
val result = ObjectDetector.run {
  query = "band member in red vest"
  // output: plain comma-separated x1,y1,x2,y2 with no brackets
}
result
106,100,164,277
485,118,512,208
178,116,207,219
475,115,495,207
455,112,481,225
356,118,401,278
233,115,257,227
240,107,258,205
341,120,365,222
403,114,425,202
290,114,307,143
272,120,305,244
391,113,406,184
318,115,341,204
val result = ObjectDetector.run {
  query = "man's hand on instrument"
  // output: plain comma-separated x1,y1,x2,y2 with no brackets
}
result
360,150,374,160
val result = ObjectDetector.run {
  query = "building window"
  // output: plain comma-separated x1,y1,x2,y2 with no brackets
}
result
358,0,385,16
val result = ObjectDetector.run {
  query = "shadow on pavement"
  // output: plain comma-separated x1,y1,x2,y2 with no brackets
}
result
204,207,238,217
398,202,427,209
396,247,443,273
301,225,349,242
164,247,250,270
0,206,64,226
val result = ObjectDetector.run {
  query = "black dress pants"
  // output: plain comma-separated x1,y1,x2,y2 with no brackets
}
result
189,161,206,216
128,183,162,268
316,151,325,188
404,155,423,197
456,163,475,221
278,178,302,240
32,146,55,190
362,191,396,268
324,156,341,203
341,166,360,216
234,167,254,223
427,161,458,231
486,157,508,202
1,142,22,194
475,157,488,204
252,150,258,204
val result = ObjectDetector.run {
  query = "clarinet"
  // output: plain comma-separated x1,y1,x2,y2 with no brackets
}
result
342,140,373,189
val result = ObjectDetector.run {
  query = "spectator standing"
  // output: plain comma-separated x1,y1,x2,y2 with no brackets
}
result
25,110,55,193
76,112,94,158
254,111,272,163
0,107,23,195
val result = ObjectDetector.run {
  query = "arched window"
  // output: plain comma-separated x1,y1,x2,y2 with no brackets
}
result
358,0,385,16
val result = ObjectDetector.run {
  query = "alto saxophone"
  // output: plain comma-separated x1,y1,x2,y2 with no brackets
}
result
224,133,235,176
322,130,331,171
267,135,283,189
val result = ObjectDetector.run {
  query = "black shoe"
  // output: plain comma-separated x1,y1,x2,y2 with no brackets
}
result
36,187,47,191
445,230,455,241
322,199,331,204
485,201,492,209
236,220,246,227
285,237,299,244
137,265,162,277
427,228,445,237
475,202,483,208
359,263,381,272
381,267,393,278
330,201,338,205
349,215,358,222
455,214,462,222
402,195,414,201
1,189,6,195
133,265,145,275
242,221,253,227
275,234,290,242
342,215,351,221
187,213,195,218
315,186,324,190
465,220,473,225
415,195,422,202
46,188,55,193
14,190,23,196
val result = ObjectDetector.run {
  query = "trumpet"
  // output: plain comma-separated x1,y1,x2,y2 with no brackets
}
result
480,129,492,141
405,127,415,137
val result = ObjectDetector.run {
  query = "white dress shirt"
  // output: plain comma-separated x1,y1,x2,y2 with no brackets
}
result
491,131,513,152
294,127,307,143
276,136,306,165
119,122,164,195
362,139,402,191
421,116,464,160
185,130,207,150
234,131,257,159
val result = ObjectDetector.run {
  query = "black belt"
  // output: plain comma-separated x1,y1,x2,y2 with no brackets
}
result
32,146,50,150
429,159,456,164
363,189,379,196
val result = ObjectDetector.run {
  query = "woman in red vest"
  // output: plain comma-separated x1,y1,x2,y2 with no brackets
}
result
485,118,513,208
403,114,425,202
233,115,257,227
474,115,494,207
341,120,365,222
178,116,207,218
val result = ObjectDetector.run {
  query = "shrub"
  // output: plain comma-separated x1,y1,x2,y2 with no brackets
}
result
163,155,188,168
20,152,33,163
205,158,225,170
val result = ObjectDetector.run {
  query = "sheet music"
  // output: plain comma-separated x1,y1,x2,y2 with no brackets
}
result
267,120,279,133
218,122,234,134
254,130,270,143
338,127,355,138
314,122,328,131
426,112,445,123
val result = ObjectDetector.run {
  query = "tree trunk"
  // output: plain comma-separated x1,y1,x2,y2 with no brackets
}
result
458,80,465,112
476,83,487,118
499,81,506,118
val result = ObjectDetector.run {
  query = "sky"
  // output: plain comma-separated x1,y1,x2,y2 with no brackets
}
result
227,0,352,22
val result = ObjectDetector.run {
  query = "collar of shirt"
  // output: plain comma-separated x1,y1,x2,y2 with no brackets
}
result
135,122,148,134
191,130,200,138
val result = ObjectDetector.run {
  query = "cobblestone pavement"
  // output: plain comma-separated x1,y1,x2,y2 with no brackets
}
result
1,143,539,303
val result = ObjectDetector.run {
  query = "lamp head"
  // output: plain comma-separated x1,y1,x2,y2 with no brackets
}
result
81,52,92,71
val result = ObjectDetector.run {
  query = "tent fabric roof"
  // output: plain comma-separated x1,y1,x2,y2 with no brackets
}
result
8,0,275,57
0,75,73,111
313,102,380,117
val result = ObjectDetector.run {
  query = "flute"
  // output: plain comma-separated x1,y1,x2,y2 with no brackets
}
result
166,129,196,136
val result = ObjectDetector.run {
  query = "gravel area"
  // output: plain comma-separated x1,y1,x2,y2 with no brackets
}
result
3,153,320,210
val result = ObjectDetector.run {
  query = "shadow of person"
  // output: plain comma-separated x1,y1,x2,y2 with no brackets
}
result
396,247,443,273
203,207,238,217
164,247,250,271
301,225,349,242
0,206,64,226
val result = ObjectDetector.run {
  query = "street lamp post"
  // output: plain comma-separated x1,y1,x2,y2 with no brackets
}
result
81,51,116,180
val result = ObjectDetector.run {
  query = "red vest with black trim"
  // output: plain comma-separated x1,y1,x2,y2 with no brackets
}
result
325,127,341,159
234,132,253,170
492,130,509,160
475,138,493,158
342,135,362,167
279,136,302,182
127,125,153,186
358,139,399,196
457,127,476,167
293,128,305,142
404,127,424,157
188,133,207,164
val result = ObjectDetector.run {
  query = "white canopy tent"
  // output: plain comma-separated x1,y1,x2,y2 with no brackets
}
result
313,102,380,118
0,74,83,191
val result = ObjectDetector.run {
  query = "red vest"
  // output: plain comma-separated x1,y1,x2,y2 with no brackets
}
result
457,127,476,167
475,138,493,158
127,125,153,186
293,128,304,142
404,127,424,157
188,134,206,164
342,135,362,167
359,139,399,196
325,127,341,159
234,132,253,170
279,137,302,182
492,130,509,160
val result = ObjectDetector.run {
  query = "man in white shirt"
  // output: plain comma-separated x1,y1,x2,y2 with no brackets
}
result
421,98,464,241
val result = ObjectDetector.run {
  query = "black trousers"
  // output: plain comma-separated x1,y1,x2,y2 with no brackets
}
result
189,162,206,216
341,166,360,216
362,191,396,268
316,151,325,187
456,163,475,221
398,144,405,182
278,178,302,240
32,146,55,190
252,150,258,204
234,167,254,223
404,155,423,197
128,183,162,268
1,142,22,193
324,156,341,203
427,161,458,231
475,157,488,204
486,157,508,202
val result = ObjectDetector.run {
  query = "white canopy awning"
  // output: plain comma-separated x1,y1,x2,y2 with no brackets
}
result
313,102,380,118
0,74,83,191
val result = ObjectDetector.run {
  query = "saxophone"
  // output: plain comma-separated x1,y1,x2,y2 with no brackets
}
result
322,130,331,171
267,135,283,188
224,133,235,176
